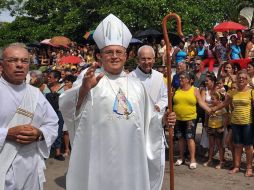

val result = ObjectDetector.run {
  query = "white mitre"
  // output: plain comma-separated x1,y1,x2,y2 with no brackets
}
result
93,14,132,49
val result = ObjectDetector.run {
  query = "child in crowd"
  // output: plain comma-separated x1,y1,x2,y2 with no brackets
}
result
204,92,228,169
215,78,226,96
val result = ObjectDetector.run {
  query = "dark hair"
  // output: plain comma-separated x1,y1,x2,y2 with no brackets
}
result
206,71,217,83
223,62,233,70
194,56,202,62
232,63,241,72
94,46,100,61
180,71,193,81
64,68,72,72
250,34,254,41
49,70,61,81
198,39,205,44
205,32,215,41
220,37,227,42
63,75,77,83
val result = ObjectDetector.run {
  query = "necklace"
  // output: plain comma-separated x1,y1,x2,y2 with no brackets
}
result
104,73,131,119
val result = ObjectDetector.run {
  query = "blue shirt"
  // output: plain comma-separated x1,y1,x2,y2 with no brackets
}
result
230,44,241,60
175,50,187,63
172,74,180,90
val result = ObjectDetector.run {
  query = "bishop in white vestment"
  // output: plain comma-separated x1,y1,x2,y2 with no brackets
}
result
61,70,166,190
60,14,176,190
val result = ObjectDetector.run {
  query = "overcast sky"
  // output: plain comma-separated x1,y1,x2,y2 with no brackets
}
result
0,10,15,22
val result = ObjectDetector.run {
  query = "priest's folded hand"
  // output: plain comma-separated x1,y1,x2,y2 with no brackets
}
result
7,125,32,141
7,124,42,144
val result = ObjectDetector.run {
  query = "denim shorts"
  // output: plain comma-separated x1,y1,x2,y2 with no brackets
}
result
207,126,224,139
174,120,196,140
231,123,253,146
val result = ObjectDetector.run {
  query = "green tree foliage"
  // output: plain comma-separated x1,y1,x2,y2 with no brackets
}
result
0,0,253,46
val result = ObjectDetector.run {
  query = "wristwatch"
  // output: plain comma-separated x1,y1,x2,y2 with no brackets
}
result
37,130,44,141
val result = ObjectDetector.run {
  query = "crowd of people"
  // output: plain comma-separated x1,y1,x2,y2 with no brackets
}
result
0,12,254,190
168,29,254,177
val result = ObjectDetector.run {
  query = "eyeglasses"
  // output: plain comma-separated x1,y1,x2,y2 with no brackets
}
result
102,50,126,57
2,57,29,65
237,77,247,80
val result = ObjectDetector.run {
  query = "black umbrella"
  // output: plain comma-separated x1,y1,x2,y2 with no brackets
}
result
134,29,162,38
130,38,143,44
168,32,184,46
134,29,183,46
27,41,41,48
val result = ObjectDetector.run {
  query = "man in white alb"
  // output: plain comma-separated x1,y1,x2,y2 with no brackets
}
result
60,14,176,190
0,43,59,190
129,45,168,112
129,45,168,188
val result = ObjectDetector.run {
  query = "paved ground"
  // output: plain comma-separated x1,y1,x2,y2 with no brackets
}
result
44,124,254,190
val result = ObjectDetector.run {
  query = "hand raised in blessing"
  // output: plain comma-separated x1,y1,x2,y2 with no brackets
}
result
81,62,104,92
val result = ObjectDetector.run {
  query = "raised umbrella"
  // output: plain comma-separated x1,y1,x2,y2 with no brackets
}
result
214,21,247,32
134,29,162,38
168,32,184,46
130,38,143,44
50,36,72,47
135,30,182,46
192,35,205,42
59,55,82,64
40,39,59,47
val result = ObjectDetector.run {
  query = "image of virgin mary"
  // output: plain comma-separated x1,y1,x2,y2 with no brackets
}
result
113,88,133,116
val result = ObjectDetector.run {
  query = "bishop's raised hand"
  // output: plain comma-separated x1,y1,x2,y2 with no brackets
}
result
77,62,104,111
81,62,104,91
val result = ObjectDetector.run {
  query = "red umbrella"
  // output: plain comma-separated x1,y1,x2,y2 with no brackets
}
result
192,35,205,42
229,58,252,69
59,56,82,64
214,21,247,32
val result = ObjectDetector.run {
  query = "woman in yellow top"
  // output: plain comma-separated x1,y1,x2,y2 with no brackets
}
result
212,70,254,177
173,72,211,169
